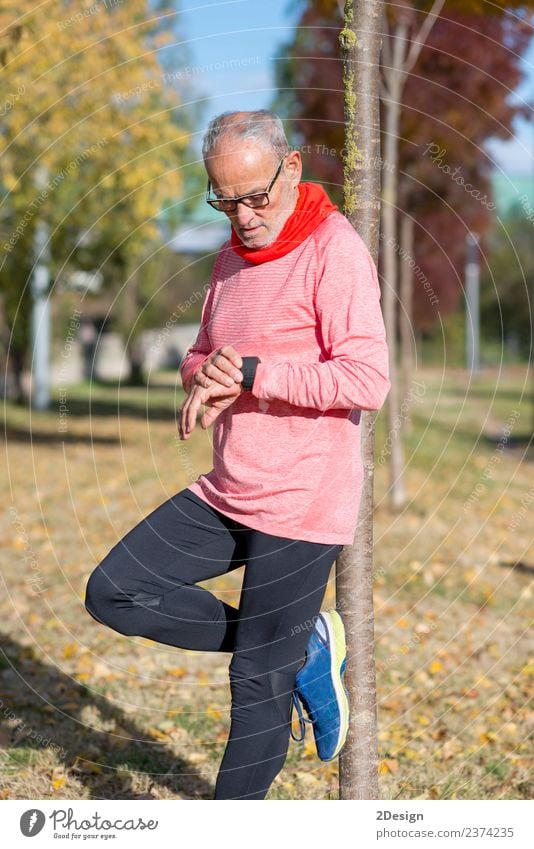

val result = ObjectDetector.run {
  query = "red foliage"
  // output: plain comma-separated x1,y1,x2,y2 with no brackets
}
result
274,2,532,328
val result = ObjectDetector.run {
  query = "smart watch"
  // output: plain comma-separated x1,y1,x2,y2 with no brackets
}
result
241,356,261,391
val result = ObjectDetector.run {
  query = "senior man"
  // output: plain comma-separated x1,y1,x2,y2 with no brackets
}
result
85,110,390,800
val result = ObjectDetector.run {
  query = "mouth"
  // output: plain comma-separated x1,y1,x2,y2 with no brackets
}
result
240,224,262,236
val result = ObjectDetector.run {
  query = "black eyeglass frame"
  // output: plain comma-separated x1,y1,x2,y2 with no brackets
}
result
205,156,287,213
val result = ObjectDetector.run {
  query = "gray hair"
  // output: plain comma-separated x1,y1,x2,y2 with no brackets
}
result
202,110,290,161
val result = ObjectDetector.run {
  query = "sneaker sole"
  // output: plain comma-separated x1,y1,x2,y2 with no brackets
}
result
322,610,349,760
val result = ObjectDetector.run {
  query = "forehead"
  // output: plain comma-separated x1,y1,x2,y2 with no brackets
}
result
206,140,278,192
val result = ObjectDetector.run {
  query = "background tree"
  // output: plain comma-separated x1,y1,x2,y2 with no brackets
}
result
275,0,533,798
274,0,532,506
480,204,534,363
0,0,193,395
336,0,383,799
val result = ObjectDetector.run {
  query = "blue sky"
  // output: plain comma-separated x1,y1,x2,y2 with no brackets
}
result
485,37,534,177
175,0,298,145
175,0,533,175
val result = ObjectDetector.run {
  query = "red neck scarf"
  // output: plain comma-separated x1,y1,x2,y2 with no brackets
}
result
230,182,338,265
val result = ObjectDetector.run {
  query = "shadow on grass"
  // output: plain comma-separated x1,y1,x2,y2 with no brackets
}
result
411,413,534,458
443,383,530,403
59,397,180,421
4,426,122,447
0,634,215,800
498,559,534,577
52,377,182,421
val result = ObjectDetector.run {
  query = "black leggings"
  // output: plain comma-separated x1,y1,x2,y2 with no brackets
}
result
84,488,342,800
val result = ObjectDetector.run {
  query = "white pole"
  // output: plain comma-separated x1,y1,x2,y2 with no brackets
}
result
465,231,480,373
31,167,51,410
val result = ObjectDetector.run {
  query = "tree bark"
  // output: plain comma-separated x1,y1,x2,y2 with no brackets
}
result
400,212,414,433
337,0,383,800
381,38,406,508
380,0,446,505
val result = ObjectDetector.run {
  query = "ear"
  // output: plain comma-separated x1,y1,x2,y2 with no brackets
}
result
285,150,302,187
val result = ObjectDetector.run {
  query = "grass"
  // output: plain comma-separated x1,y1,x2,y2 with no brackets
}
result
1,364,532,800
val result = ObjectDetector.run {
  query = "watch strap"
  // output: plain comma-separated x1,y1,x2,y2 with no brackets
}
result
241,356,261,391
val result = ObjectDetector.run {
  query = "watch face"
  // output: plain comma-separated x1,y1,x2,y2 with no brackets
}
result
242,357,259,390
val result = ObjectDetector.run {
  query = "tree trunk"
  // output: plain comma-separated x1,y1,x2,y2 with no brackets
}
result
400,212,414,433
337,0,383,800
379,0,446,501
10,346,26,405
122,271,146,387
382,49,406,509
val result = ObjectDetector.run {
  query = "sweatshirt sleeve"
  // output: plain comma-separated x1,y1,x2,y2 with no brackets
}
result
179,283,216,394
251,224,390,412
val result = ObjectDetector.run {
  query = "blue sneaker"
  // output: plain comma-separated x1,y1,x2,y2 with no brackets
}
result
290,609,349,761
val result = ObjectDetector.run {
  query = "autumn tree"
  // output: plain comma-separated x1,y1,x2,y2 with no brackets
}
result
275,0,533,799
480,205,534,362
336,0,384,799
275,0,532,506
0,0,191,395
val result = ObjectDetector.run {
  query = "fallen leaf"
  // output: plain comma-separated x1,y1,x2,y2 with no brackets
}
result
378,759,398,774
168,667,187,678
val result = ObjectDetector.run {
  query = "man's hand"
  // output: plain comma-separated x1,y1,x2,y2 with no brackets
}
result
178,379,242,440
193,345,243,389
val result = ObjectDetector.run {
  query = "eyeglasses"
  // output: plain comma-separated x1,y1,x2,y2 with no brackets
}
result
206,156,286,213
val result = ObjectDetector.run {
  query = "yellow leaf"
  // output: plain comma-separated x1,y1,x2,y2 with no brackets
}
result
303,737,316,758
63,643,78,659
403,748,422,761
148,727,169,743
479,731,497,745
206,705,222,720
378,759,398,774
168,667,187,678
429,660,444,675
73,757,103,775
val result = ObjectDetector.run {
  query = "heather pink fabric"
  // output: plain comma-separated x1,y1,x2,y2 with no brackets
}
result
180,211,390,544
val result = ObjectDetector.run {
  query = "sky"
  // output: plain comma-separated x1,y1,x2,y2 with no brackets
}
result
485,37,534,178
173,0,298,148
173,0,533,176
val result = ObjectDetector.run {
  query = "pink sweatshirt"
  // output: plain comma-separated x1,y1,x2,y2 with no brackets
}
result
180,211,390,544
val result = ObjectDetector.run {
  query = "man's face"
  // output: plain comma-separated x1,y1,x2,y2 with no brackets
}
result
205,141,302,249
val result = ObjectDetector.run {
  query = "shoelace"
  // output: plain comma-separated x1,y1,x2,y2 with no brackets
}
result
290,691,314,743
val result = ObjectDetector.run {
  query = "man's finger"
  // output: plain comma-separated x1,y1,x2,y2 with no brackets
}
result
185,397,196,434
180,390,197,438
178,405,187,440
219,345,243,369
202,360,242,386
179,397,191,439
186,391,205,434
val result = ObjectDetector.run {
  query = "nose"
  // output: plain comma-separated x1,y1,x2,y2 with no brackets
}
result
234,201,256,228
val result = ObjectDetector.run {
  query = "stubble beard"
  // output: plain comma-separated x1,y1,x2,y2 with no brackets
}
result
236,180,298,250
